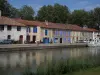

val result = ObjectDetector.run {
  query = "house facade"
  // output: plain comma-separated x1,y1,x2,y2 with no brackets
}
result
0,17,26,44
15,18,100,44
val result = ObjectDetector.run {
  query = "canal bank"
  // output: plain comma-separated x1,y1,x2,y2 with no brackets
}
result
0,43,87,52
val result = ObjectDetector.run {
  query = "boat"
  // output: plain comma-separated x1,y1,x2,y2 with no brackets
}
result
88,39,100,46
87,32,100,47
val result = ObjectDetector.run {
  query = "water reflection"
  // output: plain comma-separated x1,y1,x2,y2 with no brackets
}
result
0,47,100,74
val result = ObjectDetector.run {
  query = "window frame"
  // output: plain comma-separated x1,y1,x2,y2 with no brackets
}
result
17,26,21,31
0,25,4,31
7,25,12,31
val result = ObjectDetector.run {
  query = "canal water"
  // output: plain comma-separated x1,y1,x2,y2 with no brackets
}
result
0,47,100,75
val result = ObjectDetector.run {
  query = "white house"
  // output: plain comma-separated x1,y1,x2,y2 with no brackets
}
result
0,16,26,44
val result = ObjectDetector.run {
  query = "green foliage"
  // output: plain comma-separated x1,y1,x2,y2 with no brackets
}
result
0,0,11,16
9,5,20,18
19,5,35,20
36,3,70,23
70,10,89,27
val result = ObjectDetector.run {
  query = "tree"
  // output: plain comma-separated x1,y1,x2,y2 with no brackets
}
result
36,3,70,23
53,3,70,23
70,10,89,27
88,7,100,29
9,5,20,18
19,5,35,20
0,0,11,16
92,7,100,25
36,5,54,22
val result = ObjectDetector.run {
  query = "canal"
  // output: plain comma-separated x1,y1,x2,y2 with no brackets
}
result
0,47,100,75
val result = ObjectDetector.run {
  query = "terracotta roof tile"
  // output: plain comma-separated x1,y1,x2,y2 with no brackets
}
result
83,28,98,32
14,19,98,32
0,16,25,26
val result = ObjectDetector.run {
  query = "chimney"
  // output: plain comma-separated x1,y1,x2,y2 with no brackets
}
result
0,10,1,17
83,25,88,29
45,20,48,25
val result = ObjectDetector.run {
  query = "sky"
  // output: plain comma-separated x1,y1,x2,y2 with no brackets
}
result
8,0,100,12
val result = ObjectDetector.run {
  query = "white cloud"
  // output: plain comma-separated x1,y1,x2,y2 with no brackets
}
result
71,0,100,11
35,5,42,11
78,1,89,6
27,4,42,11
85,4,100,10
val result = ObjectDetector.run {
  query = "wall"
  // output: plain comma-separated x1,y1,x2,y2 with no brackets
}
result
52,29,71,44
70,31,82,43
0,25,26,43
27,26,41,42
40,28,53,43
82,32,92,41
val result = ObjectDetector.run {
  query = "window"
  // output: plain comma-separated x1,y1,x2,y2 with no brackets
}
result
45,30,48,35
7,26,12,31
0,25,4,31
33,26,37,33
7,35,11,39
27,27,31,32
17,26,21,31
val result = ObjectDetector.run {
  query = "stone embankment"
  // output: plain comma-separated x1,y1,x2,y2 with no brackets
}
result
0,43,87,52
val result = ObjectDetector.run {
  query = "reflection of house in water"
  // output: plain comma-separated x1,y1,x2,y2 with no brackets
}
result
70,49,81,58
0,52,36,68
35,51,53,65
88,47,99,55
51,50,71,61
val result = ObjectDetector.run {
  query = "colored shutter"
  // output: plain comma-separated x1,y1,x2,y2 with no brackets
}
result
45,30,48,35
33,27,37,33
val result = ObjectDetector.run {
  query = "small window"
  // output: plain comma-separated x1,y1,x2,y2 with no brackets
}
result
45,30,48,35
33,26,37,33
7,35,11,39
7,26,12,31
17,26,21,31
27,27,31,32
0,25,4,31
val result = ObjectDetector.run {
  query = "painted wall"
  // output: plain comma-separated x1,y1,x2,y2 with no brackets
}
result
40,28,53,43
82,32,92,41
26,26,41,42
70,31,82,43
53,29,71,44
0,25,26,43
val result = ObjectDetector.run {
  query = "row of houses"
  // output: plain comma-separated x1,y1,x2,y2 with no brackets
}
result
0,16,99,44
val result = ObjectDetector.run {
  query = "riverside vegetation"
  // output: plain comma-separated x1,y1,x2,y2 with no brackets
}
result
22,54,100,75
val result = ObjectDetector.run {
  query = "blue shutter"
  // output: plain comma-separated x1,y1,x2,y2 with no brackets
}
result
45,30,48,35
33,27,37,33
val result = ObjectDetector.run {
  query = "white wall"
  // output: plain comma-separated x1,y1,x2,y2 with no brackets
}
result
0,25,26,44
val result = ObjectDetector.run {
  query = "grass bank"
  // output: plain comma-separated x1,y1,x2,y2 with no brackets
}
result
66,67,100,75
22,55,100,75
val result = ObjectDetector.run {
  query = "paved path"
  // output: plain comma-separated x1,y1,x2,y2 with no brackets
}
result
0,43,87,48
0,43,87,51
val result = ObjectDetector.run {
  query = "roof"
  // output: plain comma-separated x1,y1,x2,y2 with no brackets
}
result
15,19,83,31
15,19,43,26
15,18,98,32
0,16,25,26
83,28,98,32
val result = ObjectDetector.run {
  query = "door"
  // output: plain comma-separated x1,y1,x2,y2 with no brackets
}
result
26,35,30,43
19,35,23,44
33,36,36,43
60,38,62,43
43,38,49,44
